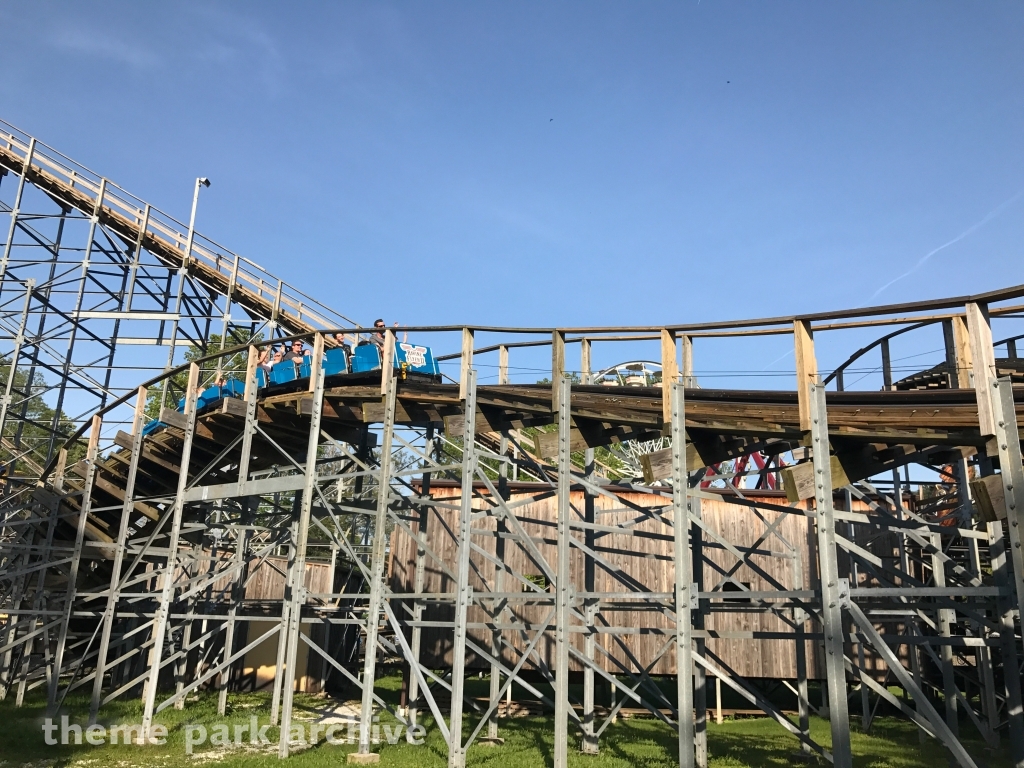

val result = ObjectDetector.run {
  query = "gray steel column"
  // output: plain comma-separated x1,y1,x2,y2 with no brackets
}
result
17,490,59,706
553,376,573,768
318,542,338,695
691,494,708,768
278,339,325,758
989,379,1024,765
986,517,1024,766
172,546,198,710
408,425,434,728
581,442,599,755
808,382,853,768
893,467,926,742
0,551,28,700
0,137,35,281
670,381,695,768
0,280,34,448
214,254,240,382
991,379,1024,652
140,363,200,737
355,375,400,762
50,180,107,440
89,386,147,723
270,517,297,727
48,418,102,714
486,430,508,744
217,531,245,716
930,532,958,739
580,350,598,755
792,540,812,755
447,370,477,768
123,204,151,310
968,531,1000,744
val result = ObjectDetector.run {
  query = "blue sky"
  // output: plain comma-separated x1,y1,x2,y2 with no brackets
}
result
1,1,1022,381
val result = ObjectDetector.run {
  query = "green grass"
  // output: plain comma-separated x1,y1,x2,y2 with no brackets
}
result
0,678,1011,768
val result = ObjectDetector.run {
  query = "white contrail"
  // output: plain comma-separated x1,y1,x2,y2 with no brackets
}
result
761,348,793,371
869,190,1023,302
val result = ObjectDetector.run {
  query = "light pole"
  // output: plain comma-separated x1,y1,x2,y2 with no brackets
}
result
159,177,211,411
184,177,211,263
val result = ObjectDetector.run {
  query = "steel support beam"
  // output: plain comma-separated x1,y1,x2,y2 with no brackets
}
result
447,369,477,768
808,382,853,768
671,381,695,768
354,375,400,763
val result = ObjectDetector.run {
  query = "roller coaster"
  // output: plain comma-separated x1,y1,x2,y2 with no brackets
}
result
1,119,1023,768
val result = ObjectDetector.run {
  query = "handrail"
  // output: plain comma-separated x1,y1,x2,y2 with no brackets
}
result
821,320,935,387
0,118,359,338
823,324,1024,390
40,299,1024,483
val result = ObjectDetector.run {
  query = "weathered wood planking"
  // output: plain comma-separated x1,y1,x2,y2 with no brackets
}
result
386,484,887,681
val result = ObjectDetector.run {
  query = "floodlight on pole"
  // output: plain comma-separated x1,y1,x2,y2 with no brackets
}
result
185,176,210,262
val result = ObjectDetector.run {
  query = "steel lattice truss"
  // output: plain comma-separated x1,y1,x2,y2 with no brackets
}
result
0,120,1023,768
0,118,358,472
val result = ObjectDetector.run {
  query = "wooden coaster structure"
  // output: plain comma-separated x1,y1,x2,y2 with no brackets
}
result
0,117,359,474
0,119,1023,768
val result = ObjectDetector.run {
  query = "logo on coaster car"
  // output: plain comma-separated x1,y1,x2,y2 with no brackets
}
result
400,343,428,368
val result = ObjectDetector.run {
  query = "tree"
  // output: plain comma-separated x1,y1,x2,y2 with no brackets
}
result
0,358,85,473
145,331,264,420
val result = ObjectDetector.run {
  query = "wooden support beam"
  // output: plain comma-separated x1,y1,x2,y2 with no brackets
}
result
158,408,219,442
639,443,706,480
965,302,997,438
780,462,816,503
661,329,679,425
534,426,589,456
460,327,474,400
534,420,662,458
552,330,566,413
681,335,694,387
91,472,162,521
311,333,325,393
580,338,592,385
381,329,395,395
951,315,973,389
640,432,798,481
113,432,181,474
498,344,509,386
158,407,187,430
794,320,818,432
971,474,1006,523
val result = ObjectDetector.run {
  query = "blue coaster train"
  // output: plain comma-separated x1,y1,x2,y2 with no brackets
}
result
142,340,440,436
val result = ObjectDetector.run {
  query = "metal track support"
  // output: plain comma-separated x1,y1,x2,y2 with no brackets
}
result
447,370,477,768
279,336,325,758
808,382,853,768
140,363,200,737
354,375,400,762
553,375,572,768
671,381,696,768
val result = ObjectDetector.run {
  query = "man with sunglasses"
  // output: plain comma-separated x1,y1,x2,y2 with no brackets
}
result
370,319,387,349
282,339,311,363
362,319,405,354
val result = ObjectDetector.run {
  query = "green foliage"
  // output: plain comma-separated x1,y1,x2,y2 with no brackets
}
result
0,681,1009,768
518,421,632,481
145,331,265,420
535,372,582,386
0,357,85,472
